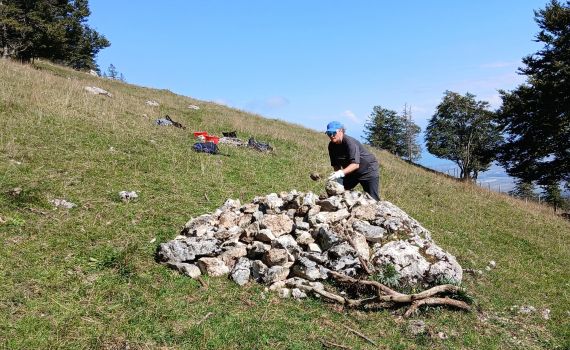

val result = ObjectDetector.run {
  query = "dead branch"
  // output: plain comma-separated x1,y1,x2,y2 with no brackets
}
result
195,312,213,325
324,271,471,317
320,339,352,350
340,323,377,345
404,297,471,318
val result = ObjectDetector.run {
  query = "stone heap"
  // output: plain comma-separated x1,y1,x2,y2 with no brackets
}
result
157,181,462,298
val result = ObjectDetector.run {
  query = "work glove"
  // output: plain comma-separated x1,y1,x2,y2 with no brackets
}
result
328,170,345,180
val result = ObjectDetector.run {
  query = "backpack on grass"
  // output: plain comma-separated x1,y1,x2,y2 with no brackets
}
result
192,142,218,154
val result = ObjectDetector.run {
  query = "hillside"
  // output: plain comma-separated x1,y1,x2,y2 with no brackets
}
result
1,59,569,349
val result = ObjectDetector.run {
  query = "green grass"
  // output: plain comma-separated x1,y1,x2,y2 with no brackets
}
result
1,59,569,349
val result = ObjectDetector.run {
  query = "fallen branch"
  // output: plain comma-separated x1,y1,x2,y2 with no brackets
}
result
323,271,471,317
320,339,352,350
404,297,471,318
340,323,377,346
196,276,208,288
195,312,213,325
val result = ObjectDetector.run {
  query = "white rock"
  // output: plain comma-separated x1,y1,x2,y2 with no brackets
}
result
84,86,112,97
518,305,536,314
371,241,430,285
303,192,318,206
178,263,201,278
145,100,160,106
307,243,322,253
291,288,307,299
437,331,448,340
119,191,138,201
50,199,76,209
278,288,291,298
295,231,314,245
188,104,200,110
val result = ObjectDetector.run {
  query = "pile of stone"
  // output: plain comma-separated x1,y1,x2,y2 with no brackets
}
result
157,181,462,299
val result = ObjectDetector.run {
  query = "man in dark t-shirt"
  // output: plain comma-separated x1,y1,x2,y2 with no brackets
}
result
326,121,380,200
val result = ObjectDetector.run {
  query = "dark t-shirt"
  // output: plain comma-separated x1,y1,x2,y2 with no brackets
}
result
328,135,379,180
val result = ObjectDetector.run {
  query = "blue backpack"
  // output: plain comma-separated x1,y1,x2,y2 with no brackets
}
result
192,142,218,154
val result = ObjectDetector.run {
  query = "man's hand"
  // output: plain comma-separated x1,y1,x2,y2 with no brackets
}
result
328,170,345,180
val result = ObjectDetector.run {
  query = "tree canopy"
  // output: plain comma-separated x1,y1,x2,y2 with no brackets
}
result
0,0,109,70
425,91,502,181
496,0,570,192
364,105,421,161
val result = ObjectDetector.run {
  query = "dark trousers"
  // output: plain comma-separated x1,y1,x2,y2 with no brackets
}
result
343,175,380,201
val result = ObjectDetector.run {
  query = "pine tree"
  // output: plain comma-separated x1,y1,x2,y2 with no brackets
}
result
509,179,538,200
364,105,421,161
543,183,564,211
402,104,422,162
0,0,109,69
497,0,569,190
106,63,118,79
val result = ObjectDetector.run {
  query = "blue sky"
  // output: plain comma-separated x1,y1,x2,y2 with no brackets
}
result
88,1,548,190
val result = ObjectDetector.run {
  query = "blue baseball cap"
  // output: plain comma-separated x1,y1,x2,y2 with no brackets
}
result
326,121,344,133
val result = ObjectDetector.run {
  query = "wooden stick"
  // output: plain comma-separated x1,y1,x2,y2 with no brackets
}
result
320,339,353,350
195,312,213,325
196,276,208,288
404,297,471,318
340,323,377,346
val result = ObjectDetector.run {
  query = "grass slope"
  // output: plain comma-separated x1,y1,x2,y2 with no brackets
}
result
1,59,569,350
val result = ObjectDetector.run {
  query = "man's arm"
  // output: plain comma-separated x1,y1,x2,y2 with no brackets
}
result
341,163,359,175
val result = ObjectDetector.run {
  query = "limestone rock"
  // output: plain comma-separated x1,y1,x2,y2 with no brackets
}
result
291,257,328,281
167,262,201,278
230,257,251,286
371,240,430,285
157,237,220,262
325,179,345,196
197,257,229,277
182,214,216,236
263,248,288,266
260,214,293,237
84,86,112,97
352,219,386,243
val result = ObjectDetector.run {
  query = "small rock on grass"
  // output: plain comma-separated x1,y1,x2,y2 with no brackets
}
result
50,199,77,209
119,191,138,201
408,319,426,335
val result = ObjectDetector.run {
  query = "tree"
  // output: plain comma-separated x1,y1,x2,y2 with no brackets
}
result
402,104,422,162
425,91,502,181
106,63,117,79
364,105,421,161
496,0,569,192
509,179,538,200
543,183,564,210
0,0,109,70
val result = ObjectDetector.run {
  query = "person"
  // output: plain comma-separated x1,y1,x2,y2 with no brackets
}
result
326,121,380,200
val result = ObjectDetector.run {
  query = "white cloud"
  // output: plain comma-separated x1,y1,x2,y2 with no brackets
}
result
480,61,520,69
243,96,290,113
342,110,360,124
265,96,289,109
455,72,525,91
